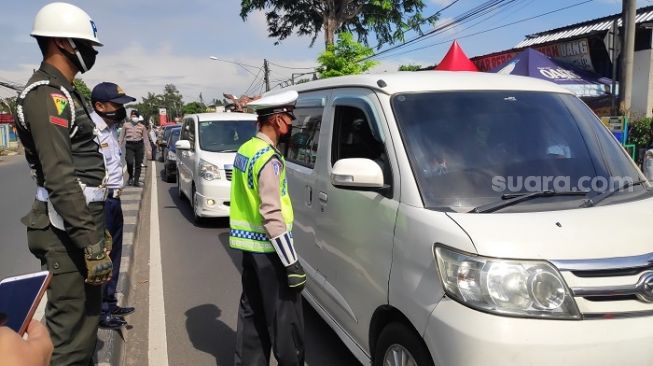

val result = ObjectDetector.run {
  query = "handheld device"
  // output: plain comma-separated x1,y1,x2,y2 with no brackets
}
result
0,271,52,335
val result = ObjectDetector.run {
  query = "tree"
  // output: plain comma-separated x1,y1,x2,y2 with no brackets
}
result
183,101,206,115
398,64,422,71
73,78,91,104
240,0,436,47
162,84,184,120
317,32,378,78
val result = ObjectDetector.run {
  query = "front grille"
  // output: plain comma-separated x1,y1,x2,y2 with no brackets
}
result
551,253,653,318
225,169,233,181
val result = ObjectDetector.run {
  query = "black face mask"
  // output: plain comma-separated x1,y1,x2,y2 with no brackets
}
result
59,38,98,74
96,107,126,122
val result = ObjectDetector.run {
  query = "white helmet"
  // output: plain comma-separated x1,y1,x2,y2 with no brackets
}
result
31,2,102,46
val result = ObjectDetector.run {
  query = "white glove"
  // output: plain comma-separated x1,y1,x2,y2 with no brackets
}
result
270,231,298,267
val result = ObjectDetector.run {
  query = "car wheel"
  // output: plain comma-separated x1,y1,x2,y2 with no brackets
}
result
177,173,184,200
163,165,170,183
191,185,203,224
373,322,434,366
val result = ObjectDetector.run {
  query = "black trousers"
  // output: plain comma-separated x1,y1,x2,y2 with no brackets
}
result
235,252,305,366
125,142,144,183
101,196,123,318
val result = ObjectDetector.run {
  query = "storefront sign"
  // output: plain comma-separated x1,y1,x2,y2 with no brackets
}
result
473,38,595,72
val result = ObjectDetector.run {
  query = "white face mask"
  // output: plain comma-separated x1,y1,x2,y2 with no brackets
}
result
131,117,139,123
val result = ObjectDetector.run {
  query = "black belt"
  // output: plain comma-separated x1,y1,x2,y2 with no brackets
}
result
126,140,143,144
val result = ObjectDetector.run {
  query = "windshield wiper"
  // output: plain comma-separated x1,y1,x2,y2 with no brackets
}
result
216,149,237,153
579,179,647,208
470,190,588,213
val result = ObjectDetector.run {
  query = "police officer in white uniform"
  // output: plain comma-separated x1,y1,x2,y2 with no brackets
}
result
90,82,137,329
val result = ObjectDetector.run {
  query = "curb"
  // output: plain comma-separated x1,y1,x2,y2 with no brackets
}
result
95,164,149,365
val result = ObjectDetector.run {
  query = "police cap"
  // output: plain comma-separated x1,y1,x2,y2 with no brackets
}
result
247,90,298,118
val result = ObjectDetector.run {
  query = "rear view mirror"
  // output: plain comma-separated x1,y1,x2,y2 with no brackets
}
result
331,158,384,188
175,140,191,150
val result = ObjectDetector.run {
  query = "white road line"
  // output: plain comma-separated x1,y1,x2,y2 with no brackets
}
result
149,161,169,366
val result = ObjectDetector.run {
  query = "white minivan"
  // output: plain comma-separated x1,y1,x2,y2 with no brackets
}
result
271,72,653,366
175,112,257,221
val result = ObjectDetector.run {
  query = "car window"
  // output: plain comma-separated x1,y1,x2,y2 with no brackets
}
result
331,105,392,194
198,120,257,152
283,105,323,168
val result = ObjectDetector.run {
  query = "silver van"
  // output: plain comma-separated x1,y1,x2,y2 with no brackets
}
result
272,72,653,366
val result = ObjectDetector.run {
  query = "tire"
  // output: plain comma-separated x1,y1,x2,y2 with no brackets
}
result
191,185,203,224
177,172,184,200
373,322,434,366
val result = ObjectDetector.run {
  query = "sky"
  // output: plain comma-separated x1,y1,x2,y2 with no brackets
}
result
1,0,651,102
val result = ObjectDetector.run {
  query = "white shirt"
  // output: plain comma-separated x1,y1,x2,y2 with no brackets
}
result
149,129,157,144
90,111,124,189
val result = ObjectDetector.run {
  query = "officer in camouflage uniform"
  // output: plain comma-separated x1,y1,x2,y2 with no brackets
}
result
230,90,307,366
15,3,112,365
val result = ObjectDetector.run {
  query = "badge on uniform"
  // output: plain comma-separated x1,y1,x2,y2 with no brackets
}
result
50,93,68,116
272,160,282,176
234,153,249,172
101,142,109,148
49,116,68,128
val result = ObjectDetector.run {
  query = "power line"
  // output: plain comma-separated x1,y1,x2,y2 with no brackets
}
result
364,0,518,60
243,69,263,96
267,60,316,70
372,0,595,61
208,57,263,78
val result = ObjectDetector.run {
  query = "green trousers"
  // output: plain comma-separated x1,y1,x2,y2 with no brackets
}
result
22,200,104,366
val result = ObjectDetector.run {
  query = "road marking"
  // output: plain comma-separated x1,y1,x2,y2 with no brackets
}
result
149,161,169,366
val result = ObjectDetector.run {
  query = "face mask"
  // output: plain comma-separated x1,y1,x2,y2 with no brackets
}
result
131,117,139,124
59,38,98,74
96,106,126,122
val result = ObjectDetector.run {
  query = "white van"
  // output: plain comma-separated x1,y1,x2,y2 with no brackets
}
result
271,72,653,366
175,112,257,221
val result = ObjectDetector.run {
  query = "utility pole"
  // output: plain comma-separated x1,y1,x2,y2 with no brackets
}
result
263,59,270,92
620,0,636,117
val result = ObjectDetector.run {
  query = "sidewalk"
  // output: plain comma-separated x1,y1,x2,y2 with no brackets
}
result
95,164,149,365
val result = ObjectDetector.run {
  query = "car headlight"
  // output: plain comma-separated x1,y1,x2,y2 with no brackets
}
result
199,159,220,180
435,246,580,319
167,151,176,161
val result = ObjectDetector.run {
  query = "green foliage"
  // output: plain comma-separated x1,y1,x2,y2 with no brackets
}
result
240,0,436,47
398,64,422,71
627,117,652,148
73,78,91,103
0,97,17,115
317,33,378,78
183,101,206,115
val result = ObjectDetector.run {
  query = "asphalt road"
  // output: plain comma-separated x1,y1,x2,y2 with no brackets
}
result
0,155,41,280
154,163,362,366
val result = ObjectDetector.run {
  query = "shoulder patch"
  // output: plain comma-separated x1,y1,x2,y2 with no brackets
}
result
272,160,282,176
233,153,249,172
49,116,68,128
50,93,68,116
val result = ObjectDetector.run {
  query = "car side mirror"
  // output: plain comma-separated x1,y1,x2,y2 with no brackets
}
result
331,158,384,188
175,140,191,150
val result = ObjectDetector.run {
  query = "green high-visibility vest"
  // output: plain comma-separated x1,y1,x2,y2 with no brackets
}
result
229,137,294,252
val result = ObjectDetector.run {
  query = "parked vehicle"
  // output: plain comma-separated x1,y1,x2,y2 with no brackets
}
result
162,126,181,182
158,124,181,162
175,112,257,221
269,72,653,366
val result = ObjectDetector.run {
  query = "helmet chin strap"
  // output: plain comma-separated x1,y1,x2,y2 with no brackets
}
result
67,38,89,72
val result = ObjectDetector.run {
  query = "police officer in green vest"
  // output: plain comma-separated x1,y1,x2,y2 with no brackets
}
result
230,90,306,366
15,3,112,365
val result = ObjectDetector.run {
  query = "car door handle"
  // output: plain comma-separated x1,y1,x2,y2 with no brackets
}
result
305,186,313,206
318,192,328,203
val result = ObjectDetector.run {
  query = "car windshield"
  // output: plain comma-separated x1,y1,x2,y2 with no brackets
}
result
391,90,648,212
198,120,257,152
